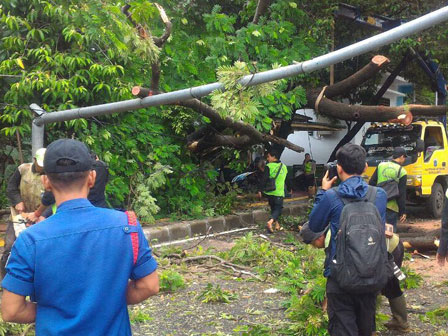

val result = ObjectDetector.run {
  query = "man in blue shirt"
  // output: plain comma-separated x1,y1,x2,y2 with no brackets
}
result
308,144,387,336
1,139,159,335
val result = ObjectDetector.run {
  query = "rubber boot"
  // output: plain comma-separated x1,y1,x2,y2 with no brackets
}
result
385,295,410,332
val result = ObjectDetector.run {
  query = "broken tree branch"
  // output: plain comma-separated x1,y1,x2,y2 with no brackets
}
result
153,3,172,48
324,55,390,98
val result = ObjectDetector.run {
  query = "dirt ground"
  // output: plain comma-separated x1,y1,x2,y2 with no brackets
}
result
131,207,448,336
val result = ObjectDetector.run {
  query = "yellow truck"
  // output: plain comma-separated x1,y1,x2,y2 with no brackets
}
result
361,119,448,218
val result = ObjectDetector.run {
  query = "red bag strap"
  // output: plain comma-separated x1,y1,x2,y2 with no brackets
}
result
125,211,139,265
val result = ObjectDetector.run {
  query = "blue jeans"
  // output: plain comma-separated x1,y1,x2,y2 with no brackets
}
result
386,209,398,231
267,195,283,221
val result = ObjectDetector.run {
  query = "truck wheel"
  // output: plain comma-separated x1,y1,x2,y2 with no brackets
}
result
426,182,445,218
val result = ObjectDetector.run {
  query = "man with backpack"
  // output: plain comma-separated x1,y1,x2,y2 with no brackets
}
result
369,147,407,230
308,143,389,336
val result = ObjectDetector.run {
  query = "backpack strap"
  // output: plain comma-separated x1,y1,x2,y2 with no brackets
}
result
397,166,402,181
125,211,139,265
364,185,378,204
273,163,283,180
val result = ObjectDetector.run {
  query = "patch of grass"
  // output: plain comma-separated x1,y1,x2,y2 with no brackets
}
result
438,280,448,287
0,319,34,336
419,306,448,325
129,306,153,324
159,270,186,292
279,215,307,231
233,324,272,335
198,283,238,303
435,331,448,336
401,265,423,289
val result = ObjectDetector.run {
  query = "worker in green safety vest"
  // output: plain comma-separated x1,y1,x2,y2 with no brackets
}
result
369,147,407,230
303,153,316,197
258,148,288,233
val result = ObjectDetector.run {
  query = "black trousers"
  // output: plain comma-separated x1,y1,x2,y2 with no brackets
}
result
267,195,283,221
382,242,404,300
327,289,377,336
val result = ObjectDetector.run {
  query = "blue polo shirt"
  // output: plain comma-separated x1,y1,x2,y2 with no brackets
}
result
2,198,157,336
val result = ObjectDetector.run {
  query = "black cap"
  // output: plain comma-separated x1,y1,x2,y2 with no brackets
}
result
299,221,327,244
44,139,93,173
392,147,407,159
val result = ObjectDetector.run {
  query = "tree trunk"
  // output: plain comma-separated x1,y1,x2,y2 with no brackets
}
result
327,52,412,162
252,0,271,24
401,236,438,251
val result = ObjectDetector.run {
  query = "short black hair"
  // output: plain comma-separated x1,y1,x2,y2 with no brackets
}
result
267,148,280,159
46,159,89,190
305,153,310,156
336,143,366,175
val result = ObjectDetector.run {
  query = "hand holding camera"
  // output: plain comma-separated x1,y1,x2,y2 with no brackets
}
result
322,168,338,191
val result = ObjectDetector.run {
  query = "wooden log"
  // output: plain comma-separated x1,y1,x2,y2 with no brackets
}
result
401,236,438,251
397,229,439,238
131,86,153,98
396,224,428,233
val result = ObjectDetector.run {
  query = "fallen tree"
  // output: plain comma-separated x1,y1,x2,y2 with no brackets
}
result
124,2,447,155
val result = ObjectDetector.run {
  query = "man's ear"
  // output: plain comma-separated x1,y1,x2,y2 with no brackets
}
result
87,170,96,188
363,162,368,174
41,175,52,191
337,164,343,176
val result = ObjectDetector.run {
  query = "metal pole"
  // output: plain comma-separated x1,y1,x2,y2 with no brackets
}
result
32,121,45,155
32,6,448,128
30,103,46,155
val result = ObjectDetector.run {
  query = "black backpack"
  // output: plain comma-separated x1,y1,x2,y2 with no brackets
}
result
377,165,402,201
330,186,391,294
264,163,283,192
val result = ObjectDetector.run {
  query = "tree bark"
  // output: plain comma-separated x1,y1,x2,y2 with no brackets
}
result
401,236,438,251
252,0,271,24
323,55,390,98
309,97,418,123
327,51,413,162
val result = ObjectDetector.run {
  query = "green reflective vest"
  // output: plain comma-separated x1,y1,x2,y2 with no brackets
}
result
264,162,287,197
304,161,313,174
377,161,406,212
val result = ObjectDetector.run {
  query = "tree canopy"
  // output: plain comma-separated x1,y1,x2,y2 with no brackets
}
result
1,0,447,220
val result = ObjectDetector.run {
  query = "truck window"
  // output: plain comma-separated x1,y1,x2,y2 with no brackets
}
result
362,125,421,167
424,126,444,162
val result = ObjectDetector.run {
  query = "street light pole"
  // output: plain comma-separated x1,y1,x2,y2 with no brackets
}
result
31,5,448,154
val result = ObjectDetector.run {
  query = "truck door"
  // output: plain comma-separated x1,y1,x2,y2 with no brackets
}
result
422,125,448,217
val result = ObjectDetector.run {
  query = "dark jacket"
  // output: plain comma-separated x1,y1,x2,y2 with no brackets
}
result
308,176,387,277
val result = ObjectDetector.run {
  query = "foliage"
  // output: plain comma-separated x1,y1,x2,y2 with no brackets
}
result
211,61,280,123
233,324,272,335
279,215,307,231
198,283,238,303
129,306,153,324
159,269,186,292
213,182,241,215
401,265,423,289
419,306,448,325
131,163,173,224
1,0,446,213
0,318,34,336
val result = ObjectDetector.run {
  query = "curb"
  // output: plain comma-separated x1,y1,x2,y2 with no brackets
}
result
143,201,309,245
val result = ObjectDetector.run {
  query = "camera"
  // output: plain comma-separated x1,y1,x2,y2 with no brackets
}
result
325,160,338,179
